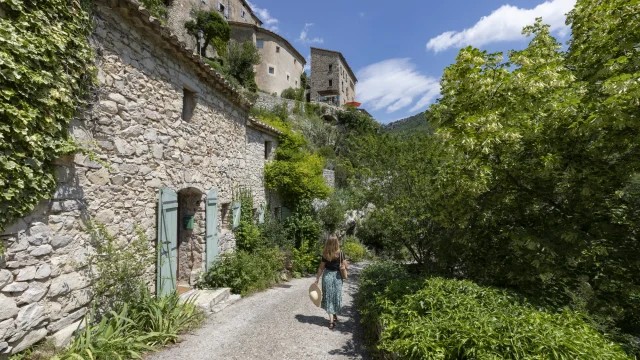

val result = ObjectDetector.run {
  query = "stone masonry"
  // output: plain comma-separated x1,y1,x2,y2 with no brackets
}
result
0,0,280,354
309,47,358,106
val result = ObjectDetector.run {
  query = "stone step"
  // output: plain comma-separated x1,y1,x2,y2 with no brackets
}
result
181,288,231,313
211,294,241,314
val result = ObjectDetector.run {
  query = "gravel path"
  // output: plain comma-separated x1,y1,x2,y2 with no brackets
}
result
147,264,369,360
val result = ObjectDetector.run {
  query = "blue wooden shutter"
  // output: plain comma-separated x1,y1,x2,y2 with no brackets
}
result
157,188,178,296
205,189,219,270
232,201,241,229
258,203,265,224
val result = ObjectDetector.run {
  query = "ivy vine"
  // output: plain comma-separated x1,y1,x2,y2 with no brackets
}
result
0,0,96,232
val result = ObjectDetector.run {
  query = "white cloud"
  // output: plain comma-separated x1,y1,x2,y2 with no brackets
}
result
246,0,279,32
298,23,324,45
359,12,365,18
426,0,576,53
357,58,440,114
304,54,311,71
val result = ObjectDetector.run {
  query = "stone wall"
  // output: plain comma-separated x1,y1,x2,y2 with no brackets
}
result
0,2,277,354
254,93,341,121
323,169,335,189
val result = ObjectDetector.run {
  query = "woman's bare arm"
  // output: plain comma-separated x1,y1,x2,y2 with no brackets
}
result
314,262,326,284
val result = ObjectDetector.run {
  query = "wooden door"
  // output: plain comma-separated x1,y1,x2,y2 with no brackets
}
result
205,188,219,270
157,188,178,296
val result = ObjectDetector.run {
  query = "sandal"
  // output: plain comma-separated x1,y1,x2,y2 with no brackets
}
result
329,322,335,329
334,315,339,322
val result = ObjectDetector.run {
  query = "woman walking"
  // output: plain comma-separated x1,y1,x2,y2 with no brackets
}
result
314,235,348,329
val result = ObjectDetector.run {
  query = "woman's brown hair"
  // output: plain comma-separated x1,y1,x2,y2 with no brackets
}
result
322,235,340,262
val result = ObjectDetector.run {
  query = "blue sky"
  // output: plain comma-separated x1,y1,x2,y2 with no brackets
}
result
246,0,575,123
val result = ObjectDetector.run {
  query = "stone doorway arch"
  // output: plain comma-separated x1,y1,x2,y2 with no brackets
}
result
176,187,205,291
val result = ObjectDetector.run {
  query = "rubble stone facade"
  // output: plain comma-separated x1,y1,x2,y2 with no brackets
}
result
0,0,280,354
309,47,358,106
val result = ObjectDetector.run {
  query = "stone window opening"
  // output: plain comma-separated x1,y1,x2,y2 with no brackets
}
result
257,39,264,49
329,64,333,72
241,9,246,18
276,46,280,53
265,141,272,159
221,203,231,230
295,80,298,86
287,74,290,82
218,2,226,14
268,66,275,75
294,59,297,65
182,88,196,122
329,80,333,87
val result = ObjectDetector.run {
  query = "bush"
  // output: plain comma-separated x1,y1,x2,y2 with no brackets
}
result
342,238,365,263
281,87,303,101
54,289,202,360
86,221,155,316
291,239,321,275
225,40,260,92
234,187,263,253
259,214,293,250
197,248,284,295
357,263,630,359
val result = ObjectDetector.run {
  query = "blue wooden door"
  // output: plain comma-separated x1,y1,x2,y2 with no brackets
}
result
232,201,241,229
157,188,178,296
205,189,219,270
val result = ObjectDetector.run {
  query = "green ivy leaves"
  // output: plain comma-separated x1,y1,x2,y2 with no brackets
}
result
0,0,95,231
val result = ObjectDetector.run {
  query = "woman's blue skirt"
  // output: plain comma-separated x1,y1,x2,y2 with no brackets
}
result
321,269,343,315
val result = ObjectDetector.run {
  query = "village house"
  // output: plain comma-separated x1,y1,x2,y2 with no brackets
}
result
0,0,281,354
309,47,358,106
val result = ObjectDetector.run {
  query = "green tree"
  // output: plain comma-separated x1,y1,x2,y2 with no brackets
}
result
184,11,231,57
225,40,261,92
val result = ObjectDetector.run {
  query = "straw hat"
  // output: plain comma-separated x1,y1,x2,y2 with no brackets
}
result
308,283,322,307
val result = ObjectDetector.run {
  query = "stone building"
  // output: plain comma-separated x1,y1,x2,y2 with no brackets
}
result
229,21,306,96
309,47,358,106
166,0,262,54
0,0,281,354
164,0,305,96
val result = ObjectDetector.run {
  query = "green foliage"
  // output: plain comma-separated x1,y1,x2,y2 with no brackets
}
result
384,112,433,136
342,237,365,263
140,0,168,22
352,8,640,354
225,40,261,92
233,188,263,252
55,290,202,360
317,189,358,233
184,11,231,57
291,239,321,275
259,214,293,249
86,221,155,315
281,87,304,101
256,106,332,207
0,0,95,232
197,248,284,295
358,263,630,359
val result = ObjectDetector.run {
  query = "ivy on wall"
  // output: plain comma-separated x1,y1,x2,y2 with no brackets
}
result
0,0,96,232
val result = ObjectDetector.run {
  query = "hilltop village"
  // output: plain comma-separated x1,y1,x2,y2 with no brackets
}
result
0,0,370,355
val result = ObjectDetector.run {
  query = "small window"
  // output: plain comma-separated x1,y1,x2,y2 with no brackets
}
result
294,59,297,65
329,64,333,71
274,207,282,220
329,80,333,87
268,67,275,74
181,88,196,122
241,9,246,18
264,141,272,159
287,74,290,81
218,2,225,13
276,46,280,53
295,80,298,86
257,39,264,48
221,203,231,230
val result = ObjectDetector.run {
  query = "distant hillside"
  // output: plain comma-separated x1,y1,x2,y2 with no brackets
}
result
384,112,432,135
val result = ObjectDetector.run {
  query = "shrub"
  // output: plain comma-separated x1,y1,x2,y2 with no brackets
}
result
281,87,303,101
259,215,293,250
86,221,155,316
291,239,321,275
225,40,260,92
197,248,284,295
54,289,202,360
342,238,365,263
357,263,630,359
234,187,263,253
184,10,230,57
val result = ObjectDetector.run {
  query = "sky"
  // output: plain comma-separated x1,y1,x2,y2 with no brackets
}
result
246,0,576,124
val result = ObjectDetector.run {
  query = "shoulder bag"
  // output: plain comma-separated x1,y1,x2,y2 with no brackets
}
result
340,251,348,280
